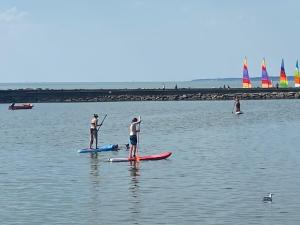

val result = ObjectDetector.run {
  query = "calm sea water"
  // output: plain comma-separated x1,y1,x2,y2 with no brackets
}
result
1,99,300,225
0,81,234,90
0,78,292,90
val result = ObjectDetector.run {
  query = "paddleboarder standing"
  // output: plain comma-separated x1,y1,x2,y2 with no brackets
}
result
129,117,141,159
233,97,241,113
89,114,102,149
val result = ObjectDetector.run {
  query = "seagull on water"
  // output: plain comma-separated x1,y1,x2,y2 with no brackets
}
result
263,193,274,202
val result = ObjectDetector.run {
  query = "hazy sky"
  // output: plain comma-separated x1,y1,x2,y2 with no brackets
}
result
0,0,299,82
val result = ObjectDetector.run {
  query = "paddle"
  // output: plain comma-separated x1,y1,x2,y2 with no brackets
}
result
96,114,107,149
136,116,141,161
97,114,107,131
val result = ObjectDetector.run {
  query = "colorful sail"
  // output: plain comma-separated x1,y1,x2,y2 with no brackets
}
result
261,58,272,88
279,59,288,88
242,57,252,88
295,60,300,87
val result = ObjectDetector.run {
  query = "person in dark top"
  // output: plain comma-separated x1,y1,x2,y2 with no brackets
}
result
233,97,241,113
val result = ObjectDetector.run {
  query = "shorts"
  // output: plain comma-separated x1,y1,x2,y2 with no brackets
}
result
90,128,97,137
130,135,137,145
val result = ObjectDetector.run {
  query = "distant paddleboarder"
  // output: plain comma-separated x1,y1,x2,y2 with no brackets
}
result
129,117,141,159
89,114,102,149
233,97,241,113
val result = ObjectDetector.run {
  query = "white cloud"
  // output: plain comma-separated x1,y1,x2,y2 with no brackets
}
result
0,7,28,23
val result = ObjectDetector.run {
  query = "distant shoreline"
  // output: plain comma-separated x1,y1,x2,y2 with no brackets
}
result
1,87,300,103
0,79,297,91
191,76,295,82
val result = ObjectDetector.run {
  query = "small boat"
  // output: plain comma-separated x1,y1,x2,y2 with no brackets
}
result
9,103,34,110
279,59,288,88
242,57,252,88
108,151,172,162
78,144,119,153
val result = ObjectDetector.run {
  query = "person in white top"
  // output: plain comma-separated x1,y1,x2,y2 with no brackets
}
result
89,114,102,149
129,117,141,158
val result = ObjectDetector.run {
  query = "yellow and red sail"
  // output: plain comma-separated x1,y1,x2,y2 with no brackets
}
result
279,59,288,88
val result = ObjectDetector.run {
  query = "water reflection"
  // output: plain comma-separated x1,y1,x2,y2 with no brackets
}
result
88,153,102,220
90,153,100,178
129,161,141,224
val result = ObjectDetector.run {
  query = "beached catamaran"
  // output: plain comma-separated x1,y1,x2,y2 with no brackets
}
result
242,57,252,88
295,60,300,87
279,59,288,88
261,58,272,88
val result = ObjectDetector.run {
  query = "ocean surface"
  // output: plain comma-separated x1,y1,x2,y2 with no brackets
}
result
0,77,296,90
1,99,300,225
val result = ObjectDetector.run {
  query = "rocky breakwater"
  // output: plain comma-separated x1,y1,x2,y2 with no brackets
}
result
0,88,300,103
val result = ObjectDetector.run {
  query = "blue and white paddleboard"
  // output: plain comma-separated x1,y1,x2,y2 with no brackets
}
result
78,144,118,153
235,111,243,115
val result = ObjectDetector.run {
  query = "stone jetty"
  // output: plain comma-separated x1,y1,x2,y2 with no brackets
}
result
0,88,300,103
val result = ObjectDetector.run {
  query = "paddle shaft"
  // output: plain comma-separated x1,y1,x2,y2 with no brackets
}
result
97,114,107,131
96,114,107,149
136,116,141,156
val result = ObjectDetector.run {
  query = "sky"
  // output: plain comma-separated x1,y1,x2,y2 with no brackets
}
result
0,0,300,82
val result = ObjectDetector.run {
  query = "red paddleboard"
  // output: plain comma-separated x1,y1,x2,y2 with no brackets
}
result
108,151,172,162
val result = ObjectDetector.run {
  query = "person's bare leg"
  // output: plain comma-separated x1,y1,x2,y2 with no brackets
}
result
129,145,133,158
95,132,98,149
133,145,137,157
89,135,93,149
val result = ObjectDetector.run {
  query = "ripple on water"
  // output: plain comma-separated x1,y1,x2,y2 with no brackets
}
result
1,100,300,224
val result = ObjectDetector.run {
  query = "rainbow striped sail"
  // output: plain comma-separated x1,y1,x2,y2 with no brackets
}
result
242,57,252,88
261,58,272,88
295,60,300,87
279,59,288,88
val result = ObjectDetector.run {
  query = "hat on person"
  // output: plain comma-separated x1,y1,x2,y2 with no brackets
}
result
94,114,98,117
